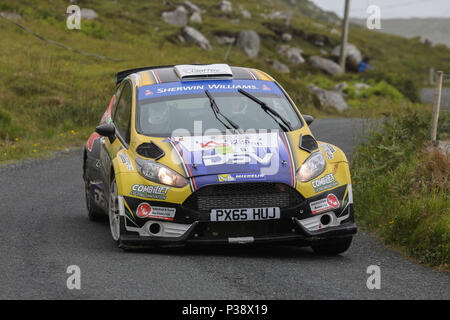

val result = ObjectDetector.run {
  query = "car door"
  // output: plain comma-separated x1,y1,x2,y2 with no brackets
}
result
99,80,133,190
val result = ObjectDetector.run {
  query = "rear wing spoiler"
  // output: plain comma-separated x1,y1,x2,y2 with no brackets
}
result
115,65,174,85
114,64,234,85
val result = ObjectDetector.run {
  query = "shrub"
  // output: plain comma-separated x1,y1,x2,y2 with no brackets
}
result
351,111,449,269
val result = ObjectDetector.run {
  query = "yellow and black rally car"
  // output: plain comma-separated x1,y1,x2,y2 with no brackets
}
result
83,64,357,253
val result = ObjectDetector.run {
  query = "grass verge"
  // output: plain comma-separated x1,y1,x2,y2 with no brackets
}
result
351,111,449,270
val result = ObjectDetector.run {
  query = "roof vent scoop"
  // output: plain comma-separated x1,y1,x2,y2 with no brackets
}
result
174,64,233,80
136,142,165,160
299,134,318,153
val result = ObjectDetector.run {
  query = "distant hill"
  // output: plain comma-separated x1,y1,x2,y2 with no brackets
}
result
351,17,450,47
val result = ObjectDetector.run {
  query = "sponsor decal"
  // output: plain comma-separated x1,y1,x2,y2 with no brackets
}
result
136,203,176,220
327,194,340,208
173,133,276,153
200,141,227,148
87,133,101,152
320,143,336,160
203,152,273,166
137,80,284,101
118,153,134,171
218,173,266,182
311,173,339,193
170,131,293,189
172,133,278,166
309,194,340,214
218,174,236,182
156,83,257,94
234,173,265,180
131,184,171,200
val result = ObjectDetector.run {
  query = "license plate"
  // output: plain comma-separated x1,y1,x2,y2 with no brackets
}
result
210,207,280,222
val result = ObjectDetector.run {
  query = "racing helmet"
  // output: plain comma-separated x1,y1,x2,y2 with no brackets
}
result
146,102,169,125
230,98,247,117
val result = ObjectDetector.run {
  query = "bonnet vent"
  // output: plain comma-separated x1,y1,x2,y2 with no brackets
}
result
136,142,165,160
299,134,318,153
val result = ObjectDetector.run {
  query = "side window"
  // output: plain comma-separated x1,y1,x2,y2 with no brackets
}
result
110,85,123,120
114,82,132,145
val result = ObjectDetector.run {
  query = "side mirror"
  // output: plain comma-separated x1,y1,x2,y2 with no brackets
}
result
95,123,115,142
303,115,314,125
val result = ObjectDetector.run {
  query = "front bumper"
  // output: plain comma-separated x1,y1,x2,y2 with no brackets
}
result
119,219,357,247
119,208,356,248
119,183,357,248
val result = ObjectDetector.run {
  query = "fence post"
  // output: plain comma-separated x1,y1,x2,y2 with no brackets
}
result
429,67,435,85
430,70,443,145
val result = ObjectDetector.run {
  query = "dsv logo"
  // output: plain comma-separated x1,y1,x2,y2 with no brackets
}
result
203,152,273,166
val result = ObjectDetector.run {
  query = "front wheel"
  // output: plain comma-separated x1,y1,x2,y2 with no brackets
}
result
108,177,125,247
311,237,353,255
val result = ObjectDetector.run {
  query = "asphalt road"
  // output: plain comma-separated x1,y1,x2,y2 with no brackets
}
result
421,88,450,108
0,118,448,300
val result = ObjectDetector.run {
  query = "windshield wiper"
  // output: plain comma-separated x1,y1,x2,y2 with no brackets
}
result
237,89,292,132
205,90,242,132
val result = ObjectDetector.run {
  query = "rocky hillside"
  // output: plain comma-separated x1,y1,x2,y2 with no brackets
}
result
1,0,450,162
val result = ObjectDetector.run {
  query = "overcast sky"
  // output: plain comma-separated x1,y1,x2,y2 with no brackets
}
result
310,0,450,19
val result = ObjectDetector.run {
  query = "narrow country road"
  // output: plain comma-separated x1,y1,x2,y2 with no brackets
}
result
421,88,450,108
0,118,448,300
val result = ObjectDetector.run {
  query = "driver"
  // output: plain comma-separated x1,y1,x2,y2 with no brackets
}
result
229,98,248,119
144,101,170,133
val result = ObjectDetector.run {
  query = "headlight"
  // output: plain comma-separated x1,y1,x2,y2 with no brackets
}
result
135,157,188,188
296,151,326,182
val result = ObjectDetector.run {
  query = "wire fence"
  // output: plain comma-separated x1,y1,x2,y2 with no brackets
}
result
0,13,124,62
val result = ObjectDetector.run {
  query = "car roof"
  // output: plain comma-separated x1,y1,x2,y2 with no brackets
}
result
116,64,275,87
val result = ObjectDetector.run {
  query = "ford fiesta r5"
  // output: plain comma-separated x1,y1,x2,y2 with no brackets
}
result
83,64,357,254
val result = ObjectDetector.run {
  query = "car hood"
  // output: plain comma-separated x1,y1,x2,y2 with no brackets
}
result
168,132,297,189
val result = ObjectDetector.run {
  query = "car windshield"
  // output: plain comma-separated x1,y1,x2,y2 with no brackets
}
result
136,81,303,137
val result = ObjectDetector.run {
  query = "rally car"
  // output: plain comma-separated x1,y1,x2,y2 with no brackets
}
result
83,64,357,254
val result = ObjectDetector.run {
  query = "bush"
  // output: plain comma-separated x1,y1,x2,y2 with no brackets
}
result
360,81,403,100
367,71,420,102
351,111,449,269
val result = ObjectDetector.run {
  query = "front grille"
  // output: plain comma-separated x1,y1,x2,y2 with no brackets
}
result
183,183,304,213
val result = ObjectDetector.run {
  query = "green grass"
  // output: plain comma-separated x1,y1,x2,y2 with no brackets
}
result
1,0,450,164
351,111,450,270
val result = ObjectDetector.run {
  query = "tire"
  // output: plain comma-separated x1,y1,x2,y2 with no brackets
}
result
84,168,106,221
311,237,353,255
108,177,126,247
